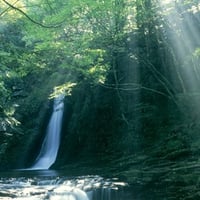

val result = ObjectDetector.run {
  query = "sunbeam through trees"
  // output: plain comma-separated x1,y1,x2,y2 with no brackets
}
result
0,0,200,199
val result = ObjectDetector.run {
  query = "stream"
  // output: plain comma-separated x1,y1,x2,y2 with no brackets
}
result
0,170,130,200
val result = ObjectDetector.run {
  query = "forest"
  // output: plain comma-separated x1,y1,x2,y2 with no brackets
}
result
1,0,200,199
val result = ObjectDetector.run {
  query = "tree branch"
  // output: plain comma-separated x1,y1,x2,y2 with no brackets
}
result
2,0,65,28
99,82,171,99
0,0,19,16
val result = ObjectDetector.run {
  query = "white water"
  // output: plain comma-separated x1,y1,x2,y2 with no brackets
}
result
31,94,64,170
0,175,127,200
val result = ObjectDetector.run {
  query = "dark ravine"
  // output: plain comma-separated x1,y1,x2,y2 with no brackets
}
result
1,77,200,199
1,1,200,199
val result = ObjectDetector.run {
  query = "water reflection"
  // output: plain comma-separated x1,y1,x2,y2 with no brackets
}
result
12,169,59,177
0,170,128,200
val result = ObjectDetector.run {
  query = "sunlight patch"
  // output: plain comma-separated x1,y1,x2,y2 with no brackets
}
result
161,0,173,5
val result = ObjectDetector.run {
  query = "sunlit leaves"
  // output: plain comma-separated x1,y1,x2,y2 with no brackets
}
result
0,0,26,22
3,0,128,87
193,48,200,58
88,64,109,84
0,80,19,129
0,0,128,134
49,82,77,98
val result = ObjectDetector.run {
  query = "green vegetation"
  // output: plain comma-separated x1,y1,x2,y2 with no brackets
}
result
0,0,200,198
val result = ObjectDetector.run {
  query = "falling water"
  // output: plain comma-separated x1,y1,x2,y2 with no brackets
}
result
31,94,64,170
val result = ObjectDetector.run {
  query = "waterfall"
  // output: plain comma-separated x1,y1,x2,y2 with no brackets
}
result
31,94,64,170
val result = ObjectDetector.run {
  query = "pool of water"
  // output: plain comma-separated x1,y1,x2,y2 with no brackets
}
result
0,170,130,200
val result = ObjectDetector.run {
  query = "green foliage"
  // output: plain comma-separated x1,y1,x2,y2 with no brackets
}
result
193,48,200,58
1,0,200,173
49,82,77,98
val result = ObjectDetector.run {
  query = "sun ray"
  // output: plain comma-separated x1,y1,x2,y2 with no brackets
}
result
158,0,200,93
